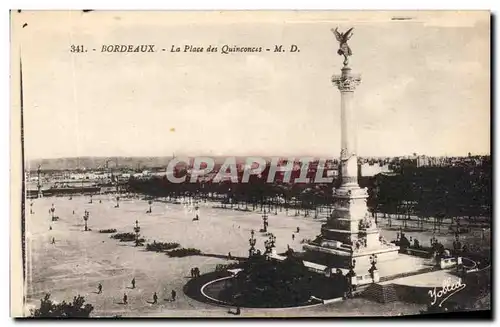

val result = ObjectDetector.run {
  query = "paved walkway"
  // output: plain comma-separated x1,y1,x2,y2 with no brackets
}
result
383,269,459,288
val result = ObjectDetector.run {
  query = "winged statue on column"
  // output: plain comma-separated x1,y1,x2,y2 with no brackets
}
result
332,27,354,66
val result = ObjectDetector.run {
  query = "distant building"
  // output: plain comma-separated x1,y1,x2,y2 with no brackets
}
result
360,163,392,177
416,156,430,167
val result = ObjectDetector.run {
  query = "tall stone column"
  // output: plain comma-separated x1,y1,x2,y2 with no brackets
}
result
303,28,400,276
332,66,361,188
322,65,369,250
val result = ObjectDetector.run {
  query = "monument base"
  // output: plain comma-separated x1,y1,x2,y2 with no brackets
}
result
303,243,401,276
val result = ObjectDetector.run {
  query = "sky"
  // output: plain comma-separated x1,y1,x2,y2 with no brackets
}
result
13,11,490,159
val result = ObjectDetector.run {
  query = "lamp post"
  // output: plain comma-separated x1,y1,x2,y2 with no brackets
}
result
194,204,200,220
269,233,276,248
264,240,271,255
148,200,152,213
369,254,378,282
346,259,356,297
349,259,356,274
264,233,277,255
430,233,437,249
248,231,256,257
83,210,89,231
134,220,141,246
453,233,461,264
37,165,43,198
262,210,269,232
50,204,55,221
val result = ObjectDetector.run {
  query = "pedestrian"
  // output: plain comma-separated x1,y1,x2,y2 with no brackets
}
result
73,210,75,214
97,283,102,294
228,252,232,260
51,237,55,244
292,234,295,241
235,306,241,315
171,289,176,302
131,278,136,289
190,268,194,278
123,293,128,305
152,292,158,304
49,226,52,230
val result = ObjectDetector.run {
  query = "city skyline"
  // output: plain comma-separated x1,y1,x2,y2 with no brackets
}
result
26,153,490,173
26,151,491,162
17,11,490,160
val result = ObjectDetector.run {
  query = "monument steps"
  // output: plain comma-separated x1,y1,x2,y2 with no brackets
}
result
379,265,438,283
361,283,398,303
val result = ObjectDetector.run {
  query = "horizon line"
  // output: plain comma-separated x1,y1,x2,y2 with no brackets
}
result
26,152,492,162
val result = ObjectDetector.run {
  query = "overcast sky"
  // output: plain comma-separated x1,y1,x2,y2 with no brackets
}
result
14,11,490,159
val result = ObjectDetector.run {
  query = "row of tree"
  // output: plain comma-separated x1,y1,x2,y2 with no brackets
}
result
127,164,491,225
368,165,491,229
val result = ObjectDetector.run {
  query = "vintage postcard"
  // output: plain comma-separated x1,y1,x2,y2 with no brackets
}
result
10,10,491,318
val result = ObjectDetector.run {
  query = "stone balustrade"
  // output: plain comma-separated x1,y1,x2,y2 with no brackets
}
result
351,271,379,285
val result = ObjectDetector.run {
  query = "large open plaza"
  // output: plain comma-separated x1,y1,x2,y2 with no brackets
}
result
23,194,489,317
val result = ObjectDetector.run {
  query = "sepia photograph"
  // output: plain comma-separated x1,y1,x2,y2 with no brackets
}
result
10,10,491,318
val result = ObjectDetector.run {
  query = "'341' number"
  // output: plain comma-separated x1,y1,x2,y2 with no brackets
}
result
70,45,86,53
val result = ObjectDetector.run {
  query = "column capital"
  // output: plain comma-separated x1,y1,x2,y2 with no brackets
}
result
332,67,361,92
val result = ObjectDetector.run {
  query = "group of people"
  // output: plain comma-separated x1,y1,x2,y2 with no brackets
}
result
354,238,368,250
190,267,201,278
96,278,177,305
396,232,421,250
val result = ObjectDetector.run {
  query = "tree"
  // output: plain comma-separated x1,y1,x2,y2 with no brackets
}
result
231,254,312,307
30,293,94,318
